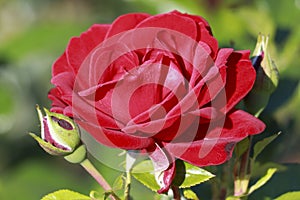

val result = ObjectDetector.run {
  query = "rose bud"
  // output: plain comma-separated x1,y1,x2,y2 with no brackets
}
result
244,34,279,116
30,105,86,163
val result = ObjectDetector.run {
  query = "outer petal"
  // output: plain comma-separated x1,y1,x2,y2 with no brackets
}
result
106,13,150,38
148,144,176,193
136,11,198,41
48,88,67,113
78,120,154,150
52,52,71,76
65,24,110,73
171,10,218,58
171,10,211,33
157,161,176,194
222,50,256,112
164,110,265,166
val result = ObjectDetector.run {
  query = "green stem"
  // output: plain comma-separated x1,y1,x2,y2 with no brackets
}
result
234,136,253,197
124,170,131,200
80,159,120,200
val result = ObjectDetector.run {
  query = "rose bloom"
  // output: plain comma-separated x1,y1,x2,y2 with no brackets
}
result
49,11,265,192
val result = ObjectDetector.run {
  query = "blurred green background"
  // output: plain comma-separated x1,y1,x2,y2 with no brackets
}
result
0,0,299,199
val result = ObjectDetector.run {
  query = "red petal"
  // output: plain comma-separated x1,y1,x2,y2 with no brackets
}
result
223,50,255,111
149,144,172,173
136,12,198,40
171,10,211,33
65,24,110,73
148,144,176,194
198,22,218,59
78,119,154,150
171,11,218,58
157,161,176,194
52,53,71,76
48,88,67,112
106,13,150,38
164,110,265,166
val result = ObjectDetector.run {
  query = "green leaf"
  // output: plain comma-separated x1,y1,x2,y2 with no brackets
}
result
248,168,277,195
183,189,199,200
275,191,300,200
253,132,281,160
112,174,124,191
131,160,160,192
41,189,90,200
251,162,287,178
179,162,215,188
132,160,215,191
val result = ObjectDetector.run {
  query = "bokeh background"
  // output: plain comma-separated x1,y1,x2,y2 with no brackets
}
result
0,0,299,199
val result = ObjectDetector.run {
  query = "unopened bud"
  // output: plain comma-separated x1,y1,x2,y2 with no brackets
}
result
30,105,86,163
245,34,279,116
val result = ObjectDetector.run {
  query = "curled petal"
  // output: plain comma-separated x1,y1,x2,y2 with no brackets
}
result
164,110,265,166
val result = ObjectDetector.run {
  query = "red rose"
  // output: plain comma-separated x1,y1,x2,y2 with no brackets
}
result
49,11,265,193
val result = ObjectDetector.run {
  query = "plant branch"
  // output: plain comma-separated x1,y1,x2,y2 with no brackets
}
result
172,186,181,200
234,136,253,197
80,159,120,200
124,169,131,200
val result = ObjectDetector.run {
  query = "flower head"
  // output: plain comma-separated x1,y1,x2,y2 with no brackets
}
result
47,11,265,192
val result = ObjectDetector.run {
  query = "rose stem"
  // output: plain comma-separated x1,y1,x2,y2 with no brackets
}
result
171,186,181,200
234,136,252,196
124,169,131,200
80,159,120,200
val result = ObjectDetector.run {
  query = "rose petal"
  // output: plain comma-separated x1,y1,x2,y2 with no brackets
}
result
65,24,110,73
106,13,150,38
148,143,171,172
197,22,219,59
48,88,67,113
136,12,198,41
78,119,154,150
222,50,256,111
171,10,211,33
148,144,176,194
157,161,176,194
164,110,265,166
52,53,71,76
171,11,218,58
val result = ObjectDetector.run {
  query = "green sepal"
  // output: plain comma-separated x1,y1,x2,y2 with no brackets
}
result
41,189,90,200
245,34,279,117
64,144,87,164
253,132,281,160
254,34,279,90
29,132,71,156
30,105,82,156
40,106,81,151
